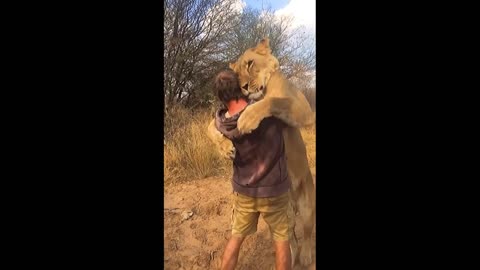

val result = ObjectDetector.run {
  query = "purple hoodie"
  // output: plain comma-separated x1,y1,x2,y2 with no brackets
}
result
215,106,290,198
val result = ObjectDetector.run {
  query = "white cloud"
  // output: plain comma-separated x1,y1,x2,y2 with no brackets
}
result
232,0,247,13
274,0,316,82
275,0,316,35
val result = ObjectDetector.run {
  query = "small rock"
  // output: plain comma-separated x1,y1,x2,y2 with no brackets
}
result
181,210,194,220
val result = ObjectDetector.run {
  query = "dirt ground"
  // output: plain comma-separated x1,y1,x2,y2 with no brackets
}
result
164,169,316,270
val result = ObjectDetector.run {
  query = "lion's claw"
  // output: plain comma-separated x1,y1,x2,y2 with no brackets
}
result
219,139,236,160
226,147,236,160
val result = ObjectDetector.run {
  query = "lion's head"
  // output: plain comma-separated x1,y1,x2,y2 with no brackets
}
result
229,38,280,100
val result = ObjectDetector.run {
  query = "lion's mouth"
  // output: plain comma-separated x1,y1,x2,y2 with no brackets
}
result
242,82,265,100
248,91,264,100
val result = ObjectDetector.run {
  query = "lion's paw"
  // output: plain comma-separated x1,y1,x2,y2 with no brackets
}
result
299,241,312,266
219,139,236,160
237,106,264,134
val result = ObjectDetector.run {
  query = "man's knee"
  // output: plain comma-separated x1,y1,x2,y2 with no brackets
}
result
274,239,291,258
226,235,245,249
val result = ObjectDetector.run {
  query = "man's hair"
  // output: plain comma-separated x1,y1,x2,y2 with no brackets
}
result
213,69,245,104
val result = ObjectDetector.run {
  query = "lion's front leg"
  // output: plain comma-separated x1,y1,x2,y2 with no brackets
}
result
269,96,314,128
207,119,235,159
237,100,272,134
268,97,299,126
237,97,299,133
289,91,315,127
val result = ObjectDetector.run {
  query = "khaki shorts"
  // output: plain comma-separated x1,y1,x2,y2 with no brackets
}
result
230,191,295,241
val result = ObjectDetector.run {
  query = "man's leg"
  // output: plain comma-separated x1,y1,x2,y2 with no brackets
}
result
273,240,292,270
261,192,294,270
221,236,245,270
223,192,259,269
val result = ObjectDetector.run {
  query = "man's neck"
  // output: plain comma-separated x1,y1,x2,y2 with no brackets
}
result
227,98,248,116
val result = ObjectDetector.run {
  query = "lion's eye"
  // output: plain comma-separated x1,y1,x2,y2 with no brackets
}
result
242,83,248,90
246,60,254,72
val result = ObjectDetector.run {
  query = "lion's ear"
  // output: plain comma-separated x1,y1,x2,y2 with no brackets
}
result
260,38,270,47
272,58,279,70
254,38,271,55
229,63,236,70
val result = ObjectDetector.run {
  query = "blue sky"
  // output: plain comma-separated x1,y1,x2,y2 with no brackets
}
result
244,0,290,11
241,0,316,35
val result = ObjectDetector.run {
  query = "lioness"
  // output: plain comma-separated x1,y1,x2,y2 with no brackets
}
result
207,38,316,266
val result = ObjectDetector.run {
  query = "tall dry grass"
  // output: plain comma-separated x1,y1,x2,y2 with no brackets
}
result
164,106,316,183
164,106,231,183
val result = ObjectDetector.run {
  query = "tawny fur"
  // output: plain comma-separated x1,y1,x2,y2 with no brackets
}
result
208,38,316,266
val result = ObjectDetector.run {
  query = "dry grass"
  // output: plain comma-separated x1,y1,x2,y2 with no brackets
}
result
164,106,231,183
164,106,316,183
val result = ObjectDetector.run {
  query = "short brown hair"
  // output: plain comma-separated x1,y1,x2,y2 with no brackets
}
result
213,69,245,104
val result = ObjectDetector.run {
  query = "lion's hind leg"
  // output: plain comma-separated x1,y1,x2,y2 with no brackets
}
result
207,119,235,159
294,170,316,266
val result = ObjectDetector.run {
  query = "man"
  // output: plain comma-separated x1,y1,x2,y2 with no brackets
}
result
212,69,295,270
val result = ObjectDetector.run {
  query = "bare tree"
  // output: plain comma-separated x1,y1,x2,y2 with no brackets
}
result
164,0,316,109
216,7,316,88
164,0,241,107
